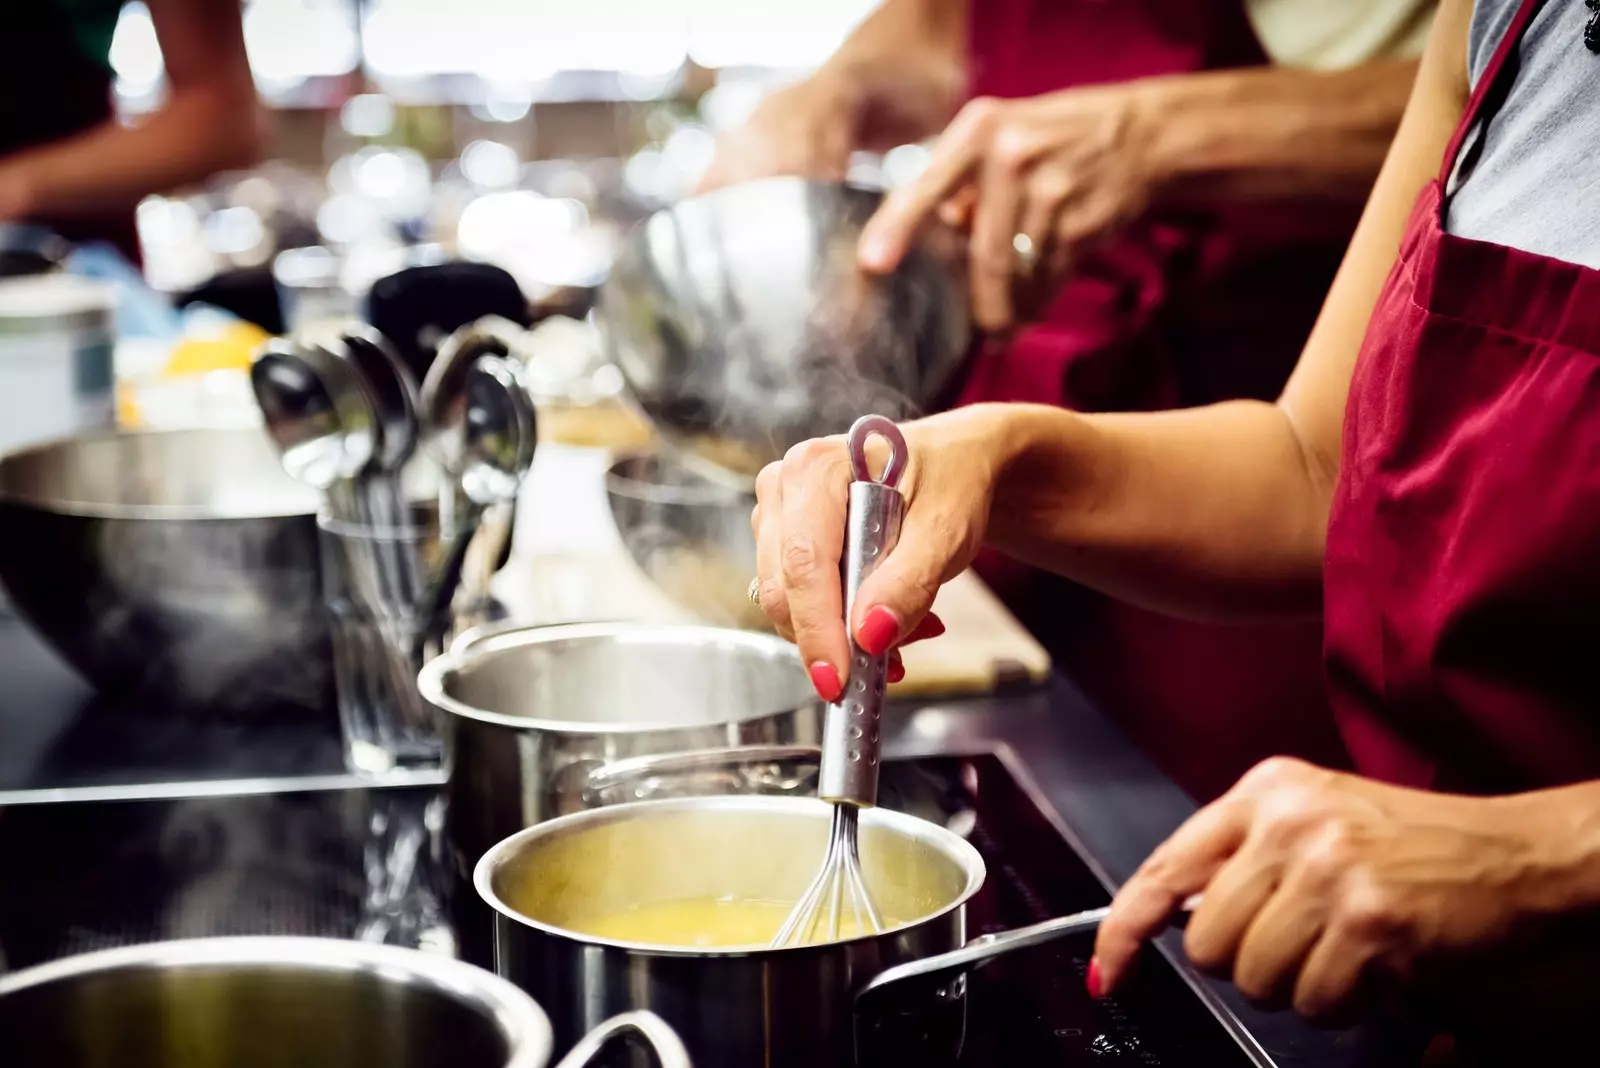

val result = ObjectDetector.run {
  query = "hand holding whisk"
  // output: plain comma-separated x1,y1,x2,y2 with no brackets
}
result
771,414,907,948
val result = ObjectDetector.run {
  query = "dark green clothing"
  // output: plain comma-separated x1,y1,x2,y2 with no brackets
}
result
2,0,139,259
51,0,126,72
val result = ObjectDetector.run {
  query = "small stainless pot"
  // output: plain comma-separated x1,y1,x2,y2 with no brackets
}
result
476,796,983,1067
418,622,824,966
0,936,689,1068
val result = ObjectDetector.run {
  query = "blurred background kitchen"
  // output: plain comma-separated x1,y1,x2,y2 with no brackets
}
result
2,0,920,436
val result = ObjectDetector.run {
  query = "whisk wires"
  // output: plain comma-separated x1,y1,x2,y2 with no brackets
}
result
771,805,885,948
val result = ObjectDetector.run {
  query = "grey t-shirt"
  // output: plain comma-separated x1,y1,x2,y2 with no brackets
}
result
1444,0,1600,268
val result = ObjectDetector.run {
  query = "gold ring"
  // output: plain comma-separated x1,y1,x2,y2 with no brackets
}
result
1012,232,1039,275
747,578,762,607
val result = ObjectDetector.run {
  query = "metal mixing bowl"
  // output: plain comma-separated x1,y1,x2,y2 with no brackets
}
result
0,427,332,716
604,448,766,631
595,177,970,484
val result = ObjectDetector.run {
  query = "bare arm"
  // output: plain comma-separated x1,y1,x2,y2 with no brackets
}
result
1139,58,1422,207
0,0,265,222
751,0,1475,688
857,51,1426,329
812,0,969,151
697,0,966,191
977,0,1472,621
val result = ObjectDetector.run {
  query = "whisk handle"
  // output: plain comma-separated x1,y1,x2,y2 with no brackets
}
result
819,416,907,808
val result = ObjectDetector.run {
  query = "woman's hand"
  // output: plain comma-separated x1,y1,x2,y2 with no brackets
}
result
1092,757,1599,1024
752,407,1010,701
858,84,1161,332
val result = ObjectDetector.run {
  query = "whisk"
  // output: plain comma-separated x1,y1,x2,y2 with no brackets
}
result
772,414,908,948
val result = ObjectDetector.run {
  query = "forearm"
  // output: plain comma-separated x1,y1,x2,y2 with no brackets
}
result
3,90,266,220
979,400,1331,622
1136,59,1419,206
812,0,969,149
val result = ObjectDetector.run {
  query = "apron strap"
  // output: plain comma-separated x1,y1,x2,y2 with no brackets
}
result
1439,0,1546,184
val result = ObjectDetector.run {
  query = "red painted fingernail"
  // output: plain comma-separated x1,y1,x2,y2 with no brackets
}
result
888,659,906,684
1086,957,1103,998
906,614,947,643
809,662,843,703
857,607,901,657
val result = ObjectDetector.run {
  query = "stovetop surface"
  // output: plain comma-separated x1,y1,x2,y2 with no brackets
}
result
0,752,1256,1066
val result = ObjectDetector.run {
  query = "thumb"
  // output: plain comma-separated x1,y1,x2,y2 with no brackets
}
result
849,525,955,657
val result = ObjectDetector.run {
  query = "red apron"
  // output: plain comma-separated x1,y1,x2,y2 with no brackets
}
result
1324,0,1600,794
960,0,1354,801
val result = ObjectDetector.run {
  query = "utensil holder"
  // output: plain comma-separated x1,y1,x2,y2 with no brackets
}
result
319,508,484,774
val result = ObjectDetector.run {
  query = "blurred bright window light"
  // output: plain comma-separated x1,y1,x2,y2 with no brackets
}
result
456,191,587,260
244,0,360,83
110,2,163,96
363,0,687,79
341,94,396,138
685,1,876,69
460,140,522,189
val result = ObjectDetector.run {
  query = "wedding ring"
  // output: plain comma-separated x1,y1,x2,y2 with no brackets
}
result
1012,232,1040,275
747,577,763,607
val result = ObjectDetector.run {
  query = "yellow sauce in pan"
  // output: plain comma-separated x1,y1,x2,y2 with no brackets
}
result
566,897,896,948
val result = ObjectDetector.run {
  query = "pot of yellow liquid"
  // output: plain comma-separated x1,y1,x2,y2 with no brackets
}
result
476,795,984,1067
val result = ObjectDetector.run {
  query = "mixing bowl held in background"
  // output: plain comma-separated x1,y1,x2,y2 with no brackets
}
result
595,177,970,485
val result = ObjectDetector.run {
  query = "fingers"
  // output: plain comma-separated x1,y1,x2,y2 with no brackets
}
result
1013,164,1070,321
1293,924,1380,1023
851,519,962,656
1094,798,1250,994
1181,848,1282,982
1229,871,1328,1010
969,131,1027,331
858,100,994,274
753,463,794,640
777,441,853,700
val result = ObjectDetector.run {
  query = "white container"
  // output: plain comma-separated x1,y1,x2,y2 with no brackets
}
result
0,275,116,454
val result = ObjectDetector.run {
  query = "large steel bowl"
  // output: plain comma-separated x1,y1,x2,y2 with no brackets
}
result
0,427,332,716
595,177,970,485
605,449,765,630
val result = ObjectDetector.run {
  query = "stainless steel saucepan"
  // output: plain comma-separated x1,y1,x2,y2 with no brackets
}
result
475,796,1192,1067
0,936,689,1068
418,621,824,967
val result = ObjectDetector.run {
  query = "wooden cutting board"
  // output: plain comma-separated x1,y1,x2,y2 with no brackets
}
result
494,443,1051,697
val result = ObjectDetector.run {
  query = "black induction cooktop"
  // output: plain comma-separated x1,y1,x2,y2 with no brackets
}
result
0,752,1258,1067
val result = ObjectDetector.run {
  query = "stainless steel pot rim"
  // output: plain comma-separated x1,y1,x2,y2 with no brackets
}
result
0,935,555,1068
604,450,753,506
419,620,817,734
473,794,986,957
0,428,323,521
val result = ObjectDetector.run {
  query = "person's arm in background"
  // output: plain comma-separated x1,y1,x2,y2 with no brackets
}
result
753,0,1471,683
0,0,266,223
696,0,968,191
859,55,1423,330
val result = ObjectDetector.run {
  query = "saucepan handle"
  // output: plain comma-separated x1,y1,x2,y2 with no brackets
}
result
856,895,1200,1004
581,745,822,806
551,1010,692,1068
